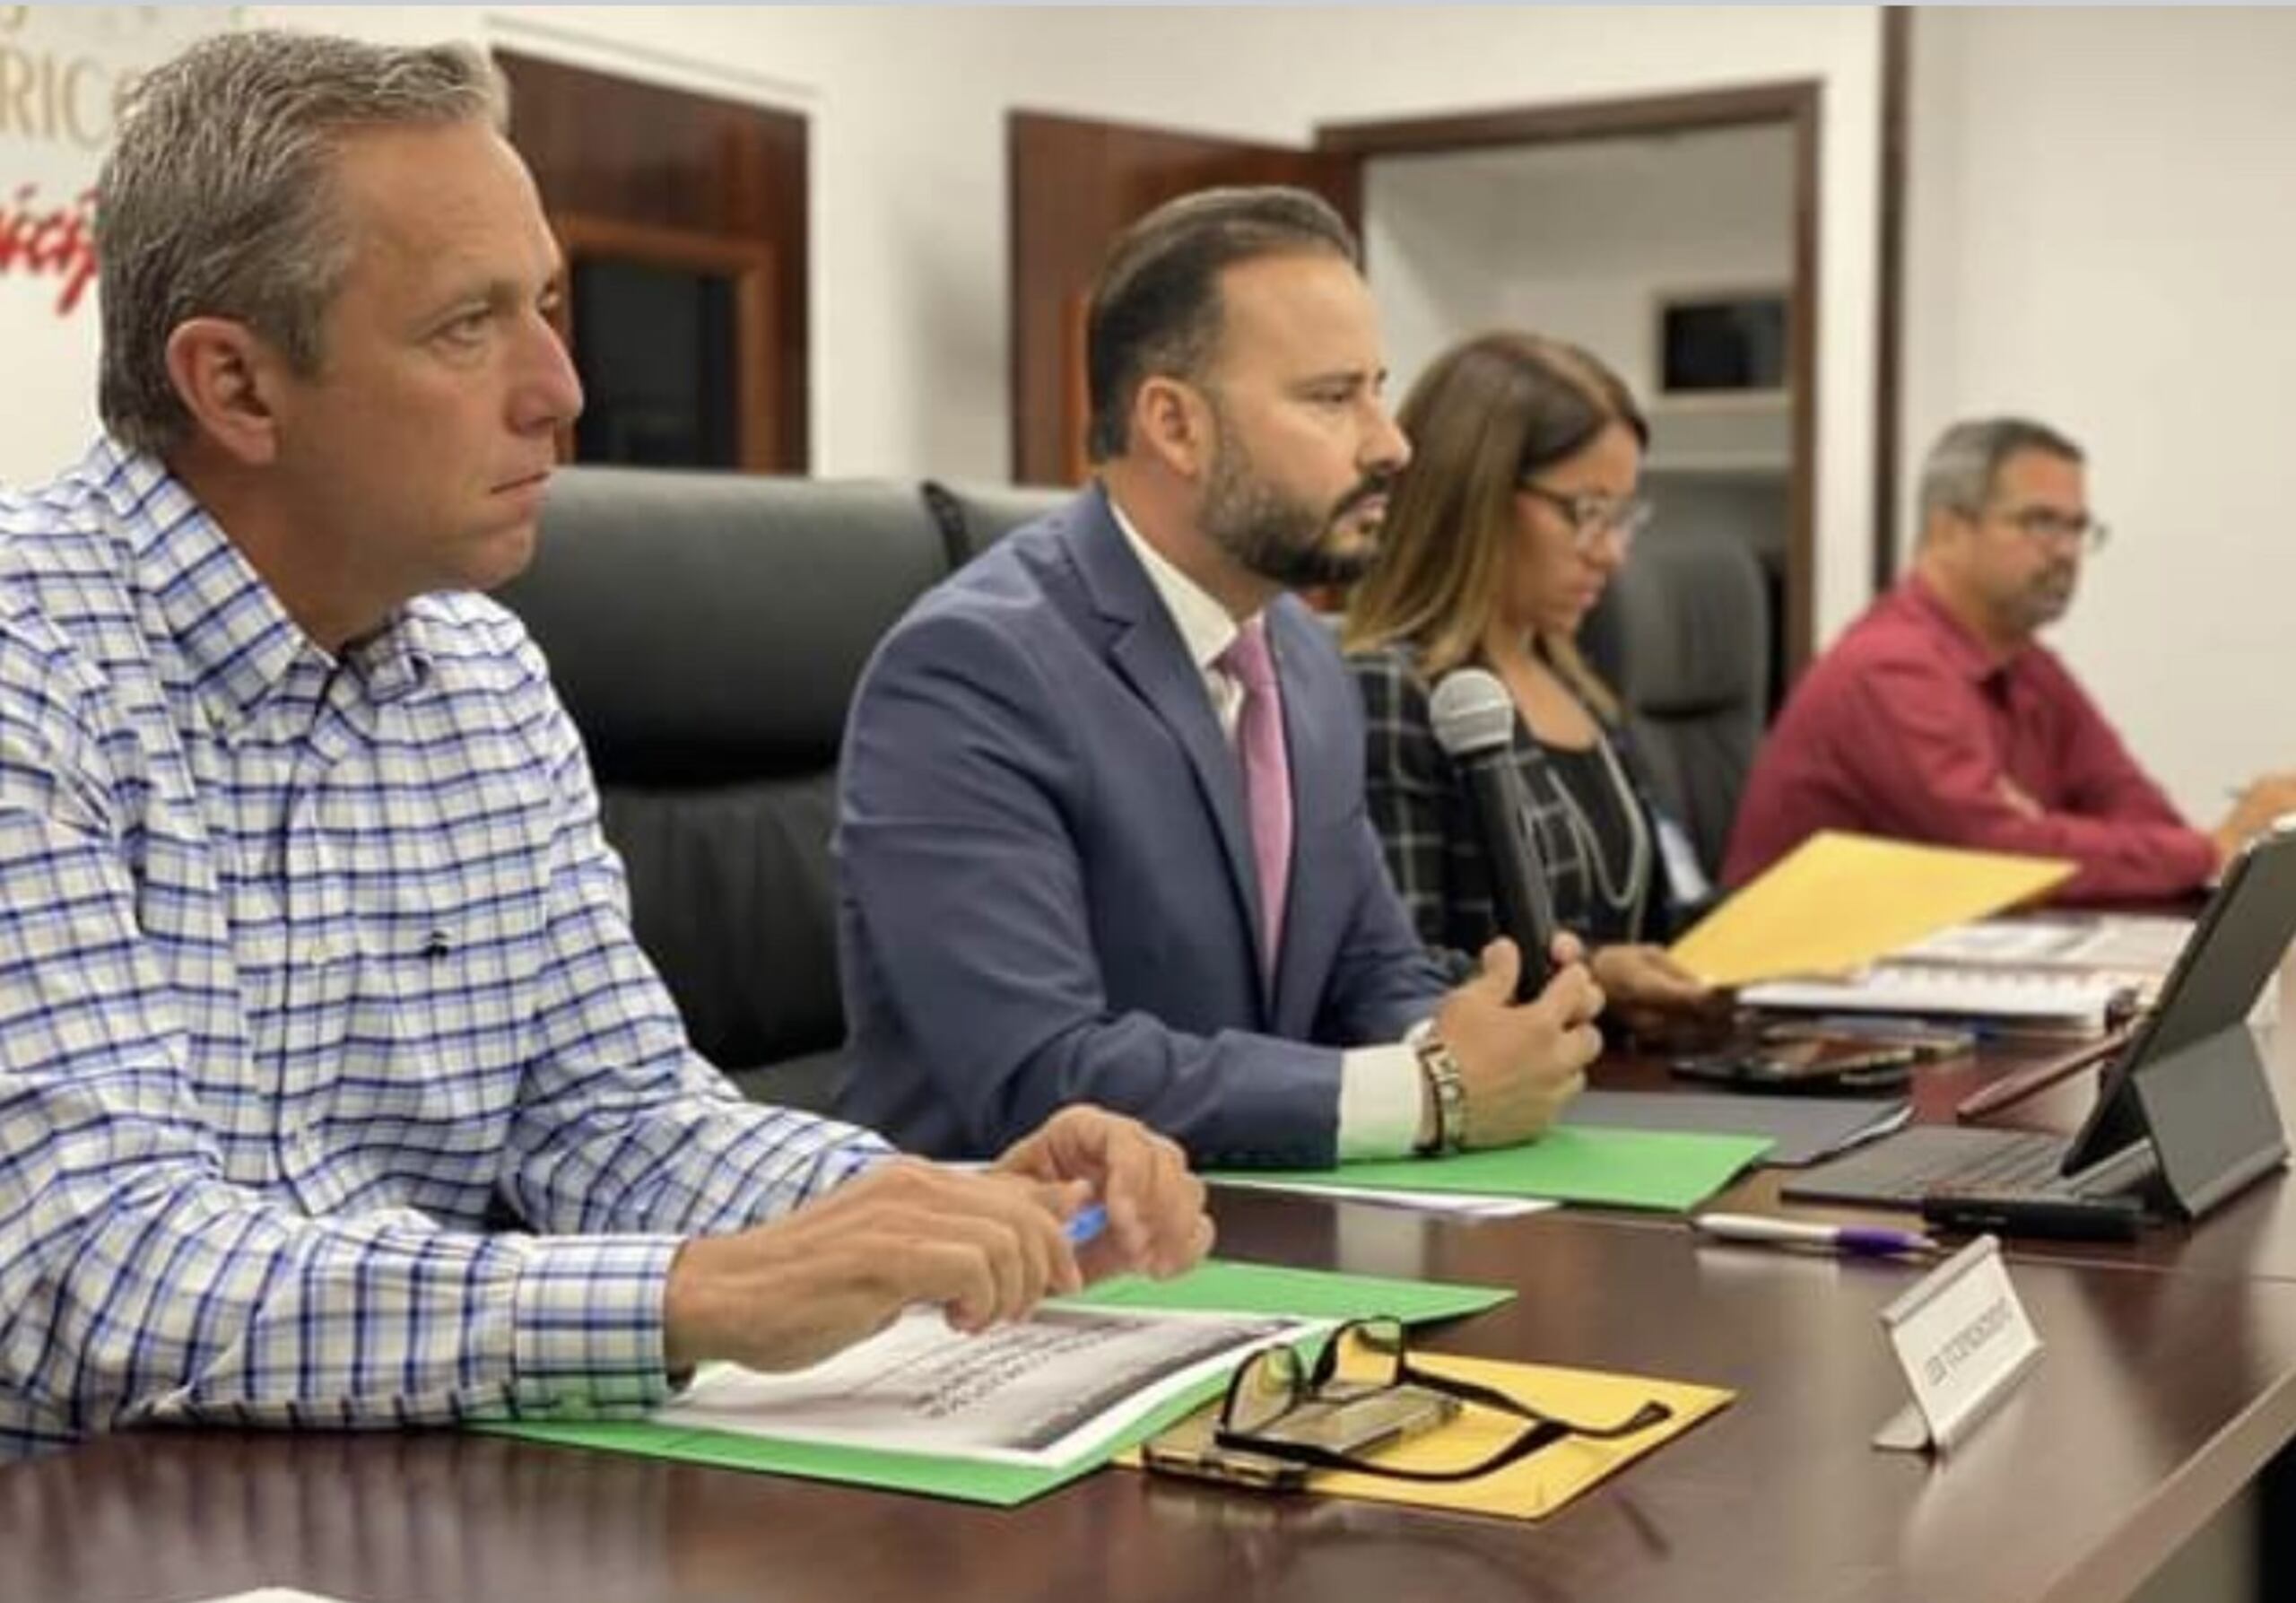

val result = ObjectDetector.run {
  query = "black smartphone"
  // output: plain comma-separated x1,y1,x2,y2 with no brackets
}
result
1920,1188,2148,1242
1139,1409,1310,1491
1759,1019,1976,1060
1672,1036,1918,1093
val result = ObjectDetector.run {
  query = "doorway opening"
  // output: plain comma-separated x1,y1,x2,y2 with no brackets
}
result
1321,84,1818,688
1357,120,1800,708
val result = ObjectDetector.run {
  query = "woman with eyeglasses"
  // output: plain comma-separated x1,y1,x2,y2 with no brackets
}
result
1344,332,1724,1030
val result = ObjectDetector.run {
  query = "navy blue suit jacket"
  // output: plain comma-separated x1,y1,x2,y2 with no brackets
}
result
834,485,1451,1165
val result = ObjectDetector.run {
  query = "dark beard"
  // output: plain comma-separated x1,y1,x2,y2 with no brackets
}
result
1199,405,1389,591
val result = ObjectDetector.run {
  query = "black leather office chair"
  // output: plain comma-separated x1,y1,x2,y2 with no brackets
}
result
1585,534,1771,882
497,466,951,1111
921,477,1073,565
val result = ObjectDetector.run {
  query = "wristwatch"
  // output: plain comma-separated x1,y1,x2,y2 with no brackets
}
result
1413,1033,1468,1156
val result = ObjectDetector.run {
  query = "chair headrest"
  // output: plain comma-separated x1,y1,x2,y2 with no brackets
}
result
1601,536,1770,718
922,477,1074,565
496,466,949,778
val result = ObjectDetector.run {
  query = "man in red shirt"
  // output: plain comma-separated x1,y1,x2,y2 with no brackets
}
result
1726,417,2296,902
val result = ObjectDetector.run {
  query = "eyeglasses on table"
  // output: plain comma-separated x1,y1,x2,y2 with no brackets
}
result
1213,1316,1674,1484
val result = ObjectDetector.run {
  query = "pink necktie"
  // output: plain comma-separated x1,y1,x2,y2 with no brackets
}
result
1218,617,1292,978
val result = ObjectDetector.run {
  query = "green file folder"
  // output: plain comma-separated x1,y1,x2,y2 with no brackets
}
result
1211,1127,1771,1213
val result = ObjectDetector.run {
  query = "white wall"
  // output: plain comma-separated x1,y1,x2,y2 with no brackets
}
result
3,4,1883,637
1365,130,1797,572
1903,8,2296,821
1363,157,1511,408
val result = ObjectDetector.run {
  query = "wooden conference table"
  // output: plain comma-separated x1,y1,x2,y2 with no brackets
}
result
6,1012,2296,1603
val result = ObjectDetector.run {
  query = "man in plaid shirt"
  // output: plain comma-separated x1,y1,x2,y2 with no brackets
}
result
0,30,1207,1459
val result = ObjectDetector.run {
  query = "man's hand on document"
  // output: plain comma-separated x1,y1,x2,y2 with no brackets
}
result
665,1107,1211,1374
994,1103,1214,1282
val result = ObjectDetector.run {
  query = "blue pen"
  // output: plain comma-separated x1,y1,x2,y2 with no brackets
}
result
1692,1212,1935,1258
1065,1202,1109,1247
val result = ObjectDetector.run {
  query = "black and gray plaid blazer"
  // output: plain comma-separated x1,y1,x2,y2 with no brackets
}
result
1346,640,1684,978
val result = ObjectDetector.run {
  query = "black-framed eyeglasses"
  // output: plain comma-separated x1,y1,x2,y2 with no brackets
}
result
1213,1317,1673,1484
1517,482,1657,555
1989,501,2111,554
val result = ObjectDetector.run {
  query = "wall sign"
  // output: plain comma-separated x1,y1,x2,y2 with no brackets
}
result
0,6,236,318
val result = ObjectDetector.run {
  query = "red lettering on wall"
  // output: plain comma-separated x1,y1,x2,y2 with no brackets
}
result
0,181,97,315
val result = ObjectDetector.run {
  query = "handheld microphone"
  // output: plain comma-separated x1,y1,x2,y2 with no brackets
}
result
1429,667,1558,1000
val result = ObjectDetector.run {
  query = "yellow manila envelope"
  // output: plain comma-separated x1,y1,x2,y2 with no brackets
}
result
1668,831,2074,989
1126,1352,1733,1521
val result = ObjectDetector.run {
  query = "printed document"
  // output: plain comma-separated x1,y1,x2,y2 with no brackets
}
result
1900,912,2192,971
1744,911,2196,1023
659,1304,1314,1468
1208,1179,1555,1219
1741,960,2121,1024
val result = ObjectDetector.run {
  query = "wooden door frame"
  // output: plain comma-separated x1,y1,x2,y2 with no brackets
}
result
548,213,780,471
496,48,811,473
1873,8,1914,594
1004,109,1363,486
1318,81,1831,679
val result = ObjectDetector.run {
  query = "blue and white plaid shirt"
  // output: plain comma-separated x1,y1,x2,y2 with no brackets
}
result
0,441,889,1457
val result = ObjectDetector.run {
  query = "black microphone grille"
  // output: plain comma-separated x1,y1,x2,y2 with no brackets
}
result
1429,668,1515,758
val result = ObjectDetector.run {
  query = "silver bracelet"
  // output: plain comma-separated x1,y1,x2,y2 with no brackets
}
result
1413,1034,1468,1155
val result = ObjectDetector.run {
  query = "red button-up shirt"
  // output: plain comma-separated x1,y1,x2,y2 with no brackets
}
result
1725,576,2214,902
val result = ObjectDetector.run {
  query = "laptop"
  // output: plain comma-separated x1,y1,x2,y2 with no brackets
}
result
1781,819,2296,1218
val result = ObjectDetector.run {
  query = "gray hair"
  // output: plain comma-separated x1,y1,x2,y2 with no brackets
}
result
1084,186,1358,464
97,30,508,456
1917,416,2085,536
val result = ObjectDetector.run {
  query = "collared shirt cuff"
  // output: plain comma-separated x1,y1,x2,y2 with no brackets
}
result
505,1233,685,1419
1337,1042,1426,1161
823,1140,895,1190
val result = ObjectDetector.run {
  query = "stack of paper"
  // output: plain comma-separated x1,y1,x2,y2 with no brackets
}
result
1898,912,2193,972
1738,910,2196,1024
1895,911,2194,1007
659,1305,1314,1470
1740,960,2124,1024
1208,1180,1552,1220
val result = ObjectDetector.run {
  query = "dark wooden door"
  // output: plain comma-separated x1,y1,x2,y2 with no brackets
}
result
1008,110,1361,486
498,51,810,473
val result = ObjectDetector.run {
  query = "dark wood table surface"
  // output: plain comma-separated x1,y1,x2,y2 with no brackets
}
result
7,1180,2296,1603
6,975,2292,1603
1650,990,2296,1285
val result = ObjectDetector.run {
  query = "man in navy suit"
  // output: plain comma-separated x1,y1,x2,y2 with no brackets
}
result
836,187,1604,1166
